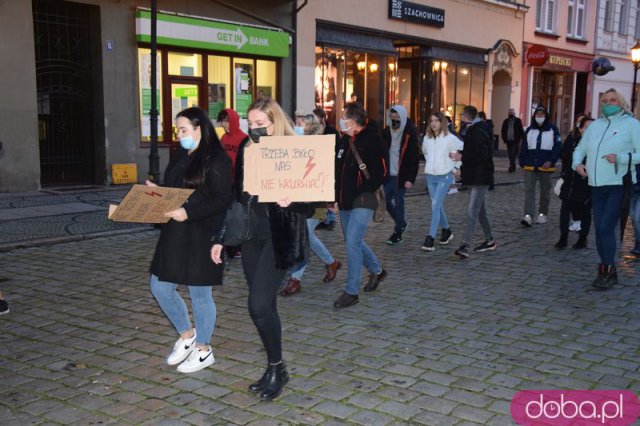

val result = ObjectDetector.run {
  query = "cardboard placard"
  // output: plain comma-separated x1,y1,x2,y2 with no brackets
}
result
243,135,335,202
108,184,194,223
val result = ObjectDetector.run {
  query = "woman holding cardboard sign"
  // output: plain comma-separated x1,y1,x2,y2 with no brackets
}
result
211,98,310,401
147,107,232,374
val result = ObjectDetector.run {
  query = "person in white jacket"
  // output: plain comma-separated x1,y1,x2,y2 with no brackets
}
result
421,112,464,251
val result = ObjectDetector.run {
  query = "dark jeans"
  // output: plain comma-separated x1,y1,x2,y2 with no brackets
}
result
591,186,625,265
241,237,287,364
506,141,519,170
559,199,591,239
383,176,407,232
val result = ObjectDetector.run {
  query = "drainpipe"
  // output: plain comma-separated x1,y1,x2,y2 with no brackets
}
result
292,0,308,116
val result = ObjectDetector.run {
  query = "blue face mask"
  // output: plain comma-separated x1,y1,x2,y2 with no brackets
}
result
179,136,197,151
294,126,305,135
602,104,622,117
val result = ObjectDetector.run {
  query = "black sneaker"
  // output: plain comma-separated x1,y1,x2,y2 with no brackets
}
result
386,231,403,245
333,291,359,308
0,299,8,315
455,244,469,259
474,239,496,252
439,228,453,244
364,269,387,292
421,236,435,251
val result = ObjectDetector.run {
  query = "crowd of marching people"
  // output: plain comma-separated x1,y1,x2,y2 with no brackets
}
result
143,88,640,402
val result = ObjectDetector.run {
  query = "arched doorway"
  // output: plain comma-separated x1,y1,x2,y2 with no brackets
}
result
491,70,512,149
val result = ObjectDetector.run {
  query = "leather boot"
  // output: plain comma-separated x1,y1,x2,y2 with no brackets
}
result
591,264,608,288
572,234,587,249
323,260,341,282
600,265,618,289
554,233,568,249
280,278,301,296
259,362,289,401
248,367,269,393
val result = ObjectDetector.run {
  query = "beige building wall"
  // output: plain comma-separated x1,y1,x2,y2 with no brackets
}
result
297,0,527,122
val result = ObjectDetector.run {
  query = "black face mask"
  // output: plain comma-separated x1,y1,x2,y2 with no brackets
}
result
249,127,269,143
391,119,401,130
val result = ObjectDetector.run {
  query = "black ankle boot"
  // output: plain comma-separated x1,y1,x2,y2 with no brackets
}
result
555,234,568,249
591,264,607,288
248,366,270,393
259,362,289,401
600,265,618,289
572,235,587,249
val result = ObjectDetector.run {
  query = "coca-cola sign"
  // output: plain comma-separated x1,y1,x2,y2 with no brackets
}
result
527,44,549,66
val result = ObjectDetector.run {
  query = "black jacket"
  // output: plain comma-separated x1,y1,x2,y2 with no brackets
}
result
382,120,420,187
336,120,388,210
460,121,494,186
559,131,590,204
150,147,233,285
220,138,311,270
501,115,525,145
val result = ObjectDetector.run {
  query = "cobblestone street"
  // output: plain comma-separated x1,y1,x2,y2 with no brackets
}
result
1,168,639,425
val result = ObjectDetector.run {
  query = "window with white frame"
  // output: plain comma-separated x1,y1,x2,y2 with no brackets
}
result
536,0,556,33
619,0,630,34
568,0,587,38
604,0,614,32
635,0,640,38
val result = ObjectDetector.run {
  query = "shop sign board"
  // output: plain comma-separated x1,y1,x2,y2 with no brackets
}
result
242,135,336,202
548,55,572,67
136,10,290,58
527,44,549,66
389,0,445,28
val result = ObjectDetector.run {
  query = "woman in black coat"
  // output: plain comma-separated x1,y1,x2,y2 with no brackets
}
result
555,116,593,249
211,98,310,401
148,107,232,374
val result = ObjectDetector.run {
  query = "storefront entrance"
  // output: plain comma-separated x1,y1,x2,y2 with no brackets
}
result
532,70,574,136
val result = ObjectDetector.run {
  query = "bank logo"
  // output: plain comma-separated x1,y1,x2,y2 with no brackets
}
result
511,390,640,425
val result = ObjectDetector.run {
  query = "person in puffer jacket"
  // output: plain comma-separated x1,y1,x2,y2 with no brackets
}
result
519,106,562,227
420,112,463,251
573,88,640,289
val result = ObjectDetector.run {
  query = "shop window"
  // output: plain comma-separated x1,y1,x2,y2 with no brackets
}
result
168,52,202,77
315,47,344,126
256,60,277,101
207,56,231,120
233,58,254,118
470,65,485,111
366,54,385,123
137,47,163,142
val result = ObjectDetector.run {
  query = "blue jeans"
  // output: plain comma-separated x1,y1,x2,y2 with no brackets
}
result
384,176,407,232
291,218,335,280
150,275,216,346
426,173,454,237
462,185,493,246
631,189,640,250
340,208,382,295
324,209,337,224
591,186,625,265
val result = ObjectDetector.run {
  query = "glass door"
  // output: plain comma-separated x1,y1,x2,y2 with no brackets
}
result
167,78,204,155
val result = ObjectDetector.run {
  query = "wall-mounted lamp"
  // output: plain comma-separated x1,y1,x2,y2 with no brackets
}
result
388,62,396,71
357,61,366,71
433,61,440,71
369,63,378,73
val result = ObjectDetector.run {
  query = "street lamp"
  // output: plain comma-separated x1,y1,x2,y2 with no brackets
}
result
630,41,640,116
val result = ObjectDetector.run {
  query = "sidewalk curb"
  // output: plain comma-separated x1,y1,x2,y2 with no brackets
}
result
0,226,157,253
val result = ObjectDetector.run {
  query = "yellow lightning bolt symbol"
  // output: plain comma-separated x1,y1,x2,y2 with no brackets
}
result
303,156,316,179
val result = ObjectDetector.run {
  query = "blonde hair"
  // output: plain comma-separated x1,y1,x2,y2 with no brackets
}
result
601,88,631,113
427,112,449,139
248,98,295,136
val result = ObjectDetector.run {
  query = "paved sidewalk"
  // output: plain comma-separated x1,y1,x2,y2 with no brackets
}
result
1,157,639,425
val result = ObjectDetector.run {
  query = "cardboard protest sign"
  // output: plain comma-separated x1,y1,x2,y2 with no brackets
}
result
242,135,335,202
108,184,194,223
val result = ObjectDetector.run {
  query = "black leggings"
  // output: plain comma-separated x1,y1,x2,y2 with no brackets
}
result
559,199,592,239
241,237,287,364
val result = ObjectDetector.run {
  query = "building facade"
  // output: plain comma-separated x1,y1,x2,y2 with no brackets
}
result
592,0,640,117
0,0,295,192
521,0,598,136
296,0,528,136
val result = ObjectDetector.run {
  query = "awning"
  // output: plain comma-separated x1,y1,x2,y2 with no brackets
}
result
421,46,485,65
316,26,397,56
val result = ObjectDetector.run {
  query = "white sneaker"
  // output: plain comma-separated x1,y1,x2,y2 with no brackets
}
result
448,186,458,195
536,214,547,224
167,332,197,366
176,347,215,373
569,220,581,232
